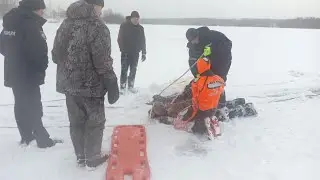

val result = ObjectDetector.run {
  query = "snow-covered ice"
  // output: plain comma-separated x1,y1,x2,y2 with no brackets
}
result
0,22,320,180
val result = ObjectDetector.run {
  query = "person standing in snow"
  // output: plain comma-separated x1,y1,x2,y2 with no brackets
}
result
186,27,232,121
51,0,119,168
0,0,62,148
117,11,147,94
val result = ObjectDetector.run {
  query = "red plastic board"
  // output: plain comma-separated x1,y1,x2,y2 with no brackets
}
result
106,125,150,180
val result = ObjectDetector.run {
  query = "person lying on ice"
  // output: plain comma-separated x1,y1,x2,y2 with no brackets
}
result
148,83,258,125
148,82,192,124
148,51,257,127
173,56,226,139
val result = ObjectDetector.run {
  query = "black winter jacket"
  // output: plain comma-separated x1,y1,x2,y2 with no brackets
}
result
117,19,146,55
0,7,48,87
188,27,232,81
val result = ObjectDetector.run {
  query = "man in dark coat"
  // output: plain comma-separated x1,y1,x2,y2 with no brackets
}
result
0,0,62,148
186,27,232,121
117,11,146,94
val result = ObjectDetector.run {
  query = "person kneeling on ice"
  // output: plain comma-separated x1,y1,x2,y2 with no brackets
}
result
173,57,225,139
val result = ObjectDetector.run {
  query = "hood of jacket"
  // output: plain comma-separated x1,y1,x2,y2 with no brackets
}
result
66,0,98,19
2,7,46,29
197,26,211,47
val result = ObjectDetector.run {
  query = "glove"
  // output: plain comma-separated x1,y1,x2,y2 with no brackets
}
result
105,78,119,104
203,45,211,57
141,54,146,62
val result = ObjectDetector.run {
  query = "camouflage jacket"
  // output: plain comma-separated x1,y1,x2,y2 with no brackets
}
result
52,0,117,97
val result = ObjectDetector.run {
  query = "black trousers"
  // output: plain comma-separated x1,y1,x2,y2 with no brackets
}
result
120,52,139,89
219,60,232,108
12,84,50,144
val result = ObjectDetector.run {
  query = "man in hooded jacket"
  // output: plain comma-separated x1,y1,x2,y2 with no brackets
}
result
52,0,119,168
0,0,62,148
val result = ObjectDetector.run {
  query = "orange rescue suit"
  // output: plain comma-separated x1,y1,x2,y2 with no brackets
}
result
183,57,225,122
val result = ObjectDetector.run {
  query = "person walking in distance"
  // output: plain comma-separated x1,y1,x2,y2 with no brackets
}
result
0,0,62,148
52,0,119,168
117,11,147,94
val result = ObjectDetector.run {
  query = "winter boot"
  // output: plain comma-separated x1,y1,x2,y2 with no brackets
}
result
229,104,247,119
20,135,35,146
128,87,138,94
216,106,230,122
77,156,86,167
120,83,126,95
37,138,63,149
128,79,138,94
86,154,109,170
226,98,246,109
243,103,258,117
205,116,221,140
228,103,258,119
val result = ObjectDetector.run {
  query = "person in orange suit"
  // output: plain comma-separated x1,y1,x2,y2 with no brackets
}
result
178,57,225,139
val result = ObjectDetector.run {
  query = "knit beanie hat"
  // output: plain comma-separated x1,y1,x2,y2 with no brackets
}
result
186,28,199,42
19,0,46,11
131,11,140,18
85,0,104,7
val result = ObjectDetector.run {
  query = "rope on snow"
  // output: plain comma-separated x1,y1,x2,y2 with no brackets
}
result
148,53,205,120
0,98,66,107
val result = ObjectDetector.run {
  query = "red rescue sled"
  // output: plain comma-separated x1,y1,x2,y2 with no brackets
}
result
106,125,150,180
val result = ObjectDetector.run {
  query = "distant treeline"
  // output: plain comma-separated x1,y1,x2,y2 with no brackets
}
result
104,15,320,29
140,17,320,29
102,9,126,24
1,1,319,30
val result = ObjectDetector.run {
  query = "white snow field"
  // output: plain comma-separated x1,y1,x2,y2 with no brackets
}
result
0,22,320,180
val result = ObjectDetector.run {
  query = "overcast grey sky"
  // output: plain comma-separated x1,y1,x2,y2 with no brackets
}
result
47,0,319,19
